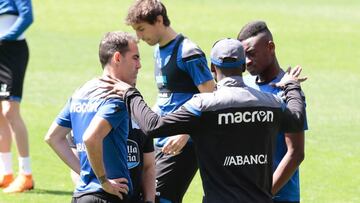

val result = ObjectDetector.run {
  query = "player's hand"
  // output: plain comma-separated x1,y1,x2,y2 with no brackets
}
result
99,75,132,99
272,65,307,88
101,177,129,199
162,134,190,155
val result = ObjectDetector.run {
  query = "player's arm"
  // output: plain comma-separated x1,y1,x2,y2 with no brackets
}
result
83,115,129,199
161,47,214,153
1,0,34,40
197,80,215,93
183,54,215,93
44,122,80,174
141,152,156,202
272,131,305,194
124,88,199,137
277,66,306,133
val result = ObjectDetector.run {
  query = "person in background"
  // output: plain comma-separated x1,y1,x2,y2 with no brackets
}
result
125,1,215,202
0,0,34,193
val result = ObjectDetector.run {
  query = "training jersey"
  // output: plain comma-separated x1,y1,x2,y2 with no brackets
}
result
55,78,132,196
244,71,308,202
0,0,33,40
125,76,306,203
153,34,213,147
128,121,154,202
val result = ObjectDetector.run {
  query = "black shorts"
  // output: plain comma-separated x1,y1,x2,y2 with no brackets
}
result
155,142,198,203
72,191,129,203
0,40,29,101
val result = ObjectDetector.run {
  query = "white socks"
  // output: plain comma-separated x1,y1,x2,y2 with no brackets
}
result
0,153,32,175
19,157,32,175
0,152,13,175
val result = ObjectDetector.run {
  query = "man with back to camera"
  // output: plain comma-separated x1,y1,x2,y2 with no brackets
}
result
100,38,307,203
125,0,215,202
238,21,308,203
45,31,140,203
0,0,34,193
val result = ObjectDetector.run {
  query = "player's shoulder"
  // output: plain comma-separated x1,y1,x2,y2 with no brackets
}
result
72,78,99,99
180,37,205,61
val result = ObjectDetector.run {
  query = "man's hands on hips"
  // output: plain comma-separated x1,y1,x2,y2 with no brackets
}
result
101,177,129,199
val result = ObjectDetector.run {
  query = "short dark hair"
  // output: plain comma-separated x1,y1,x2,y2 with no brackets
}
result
98,31,138,68
125,0,171,26
237,20,272,41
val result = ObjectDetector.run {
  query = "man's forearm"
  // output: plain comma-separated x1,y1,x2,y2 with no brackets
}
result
84,136,106,180
45,123,80,173
282,81,305,132
48,137,80,174
142,156,156,202
124,88,197,137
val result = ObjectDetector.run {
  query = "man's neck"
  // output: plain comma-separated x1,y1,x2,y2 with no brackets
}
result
102,67,115,79
158,26,178,47
258,59,281,84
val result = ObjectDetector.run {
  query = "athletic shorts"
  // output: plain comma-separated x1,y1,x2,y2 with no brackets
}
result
72,191,129,203
0,40,29,102
273,201,300,203
155,142,198,203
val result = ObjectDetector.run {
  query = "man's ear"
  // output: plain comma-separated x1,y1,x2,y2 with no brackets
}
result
210,63,218,82
113,51,122,63
156,15,163,25
268,41,275,55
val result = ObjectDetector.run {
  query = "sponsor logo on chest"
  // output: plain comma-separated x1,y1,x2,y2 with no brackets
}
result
127,139,140,169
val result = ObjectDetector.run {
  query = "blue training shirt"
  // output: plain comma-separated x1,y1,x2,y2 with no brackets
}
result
153,34,213,147
55,78,132,196
244,71,308,202
0,0,34,40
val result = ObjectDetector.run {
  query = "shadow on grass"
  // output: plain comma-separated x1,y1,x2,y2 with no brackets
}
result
26,188,73,196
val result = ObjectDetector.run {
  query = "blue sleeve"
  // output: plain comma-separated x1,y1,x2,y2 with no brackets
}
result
55,99,72,128
96,99,128,129
178,56,213,86
1,0,34,40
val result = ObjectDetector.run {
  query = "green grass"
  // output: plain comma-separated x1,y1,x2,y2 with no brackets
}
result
1,0,359,202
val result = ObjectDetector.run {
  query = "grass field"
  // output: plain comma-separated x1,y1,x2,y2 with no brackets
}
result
1,0,359,202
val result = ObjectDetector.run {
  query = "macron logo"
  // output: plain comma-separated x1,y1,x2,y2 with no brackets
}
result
218,111,274,125
70,102,98,113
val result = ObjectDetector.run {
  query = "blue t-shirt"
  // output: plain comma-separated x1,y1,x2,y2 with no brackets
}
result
244,72,308,202
55,78,132,195
0,0,34,40
154,35,213,146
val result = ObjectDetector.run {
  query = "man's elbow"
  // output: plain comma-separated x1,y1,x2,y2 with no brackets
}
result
44,135,51,145
290,149,305,166
296,151,305,165
44,133,54,146
83,133,97,148
292,112,305,132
